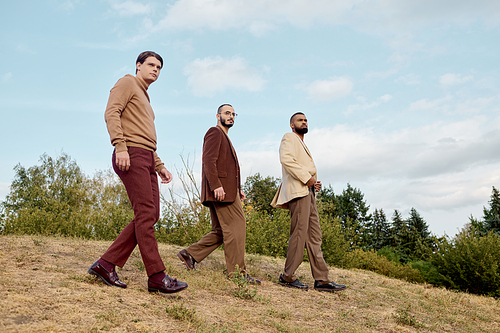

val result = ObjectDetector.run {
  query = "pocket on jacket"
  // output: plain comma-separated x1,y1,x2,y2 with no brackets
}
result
218,171,227,178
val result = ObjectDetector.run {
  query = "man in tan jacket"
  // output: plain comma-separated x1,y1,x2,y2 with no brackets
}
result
271,112,346,292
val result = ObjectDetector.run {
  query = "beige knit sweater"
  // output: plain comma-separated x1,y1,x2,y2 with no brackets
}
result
104,74,164,173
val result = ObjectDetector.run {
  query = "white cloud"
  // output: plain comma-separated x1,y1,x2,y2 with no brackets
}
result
408,95,453,112
440,73,474,87
236,115,500,235
183,56,266,97
154,0,500,35
307,77,353,101
380,94,393,102
16,44,35,54
395,73,421,85
111,1,151,16
408,95,497,115
2,73,12,83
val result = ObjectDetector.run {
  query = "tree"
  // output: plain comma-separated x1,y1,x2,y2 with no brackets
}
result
476,186,500,236
336,183,371,248
242,173,280,217
407,207,431,240
1,153,89,236
0,152,134,240
364,208,390,251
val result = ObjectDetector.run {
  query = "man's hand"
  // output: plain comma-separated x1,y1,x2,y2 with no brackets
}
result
159,168,173,184
214,187,226,201
116,151,130,171
240,189,246,201
314,180,322,192
306,176,317,189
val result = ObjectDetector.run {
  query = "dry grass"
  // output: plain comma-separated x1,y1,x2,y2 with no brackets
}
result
0,235,499,332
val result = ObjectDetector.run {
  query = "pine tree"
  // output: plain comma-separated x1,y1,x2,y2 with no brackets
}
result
407,207,431,240
336,183,371,248
482,186,500,236
370,208,390,250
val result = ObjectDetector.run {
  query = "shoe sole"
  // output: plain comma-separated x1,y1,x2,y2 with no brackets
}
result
278,281,308,290
88,268,127,288
177,252,195,270
148,285,188,294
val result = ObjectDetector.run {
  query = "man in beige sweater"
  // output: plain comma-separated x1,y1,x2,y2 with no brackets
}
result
271,112,346,292
88,51,188,294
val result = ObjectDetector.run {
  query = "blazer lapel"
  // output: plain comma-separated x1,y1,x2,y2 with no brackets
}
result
218,126,239,163
293,132,312,157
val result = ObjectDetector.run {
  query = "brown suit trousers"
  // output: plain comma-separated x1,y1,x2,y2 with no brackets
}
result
282,190,330,284
186,193,246,276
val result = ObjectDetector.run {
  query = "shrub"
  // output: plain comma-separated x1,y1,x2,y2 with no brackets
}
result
245,209,291,257
345,249,424,283
432,227,500,296
0,153,133,240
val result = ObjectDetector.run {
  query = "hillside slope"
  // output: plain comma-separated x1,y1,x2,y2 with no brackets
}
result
0,235,499,332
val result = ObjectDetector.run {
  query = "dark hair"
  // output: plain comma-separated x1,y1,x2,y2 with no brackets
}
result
290,112,305,124
136,51,163,74
217,104,233,113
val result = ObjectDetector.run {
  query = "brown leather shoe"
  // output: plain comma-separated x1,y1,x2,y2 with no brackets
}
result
177,249,196,270
247,275,261,285
88,261,127,288
148,275,188,294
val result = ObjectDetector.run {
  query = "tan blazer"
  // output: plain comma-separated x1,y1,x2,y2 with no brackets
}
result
201,126,241,206
271,132,317,209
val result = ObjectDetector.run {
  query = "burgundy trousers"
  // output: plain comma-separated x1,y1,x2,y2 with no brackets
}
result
101,147,166,276
282,190,330,284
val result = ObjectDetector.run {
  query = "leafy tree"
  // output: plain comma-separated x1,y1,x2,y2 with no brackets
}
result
0,153,134,239
317,185,339,222
242,173,280,217
1,153,89,236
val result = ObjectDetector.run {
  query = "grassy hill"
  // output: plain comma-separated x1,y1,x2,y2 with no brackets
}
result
0,235,499,332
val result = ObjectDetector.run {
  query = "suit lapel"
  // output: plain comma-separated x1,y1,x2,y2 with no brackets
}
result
293,132,312,157
217,126,239,163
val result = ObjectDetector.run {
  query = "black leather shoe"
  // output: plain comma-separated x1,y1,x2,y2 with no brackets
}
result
88,261,127,288
177,249,196,270
278,274,308,290
314,280,347,292
247,275,261,285
148,276,188,294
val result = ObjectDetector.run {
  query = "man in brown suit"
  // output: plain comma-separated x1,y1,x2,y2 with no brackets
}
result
177,104,260,284
271,112,346,292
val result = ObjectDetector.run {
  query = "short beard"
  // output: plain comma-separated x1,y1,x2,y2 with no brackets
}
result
221,119,233,128
295,127,308,134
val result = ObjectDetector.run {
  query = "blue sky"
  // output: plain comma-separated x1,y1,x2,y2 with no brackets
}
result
1,0,500,237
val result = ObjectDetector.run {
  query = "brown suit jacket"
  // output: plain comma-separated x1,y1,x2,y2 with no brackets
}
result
201,126,241,206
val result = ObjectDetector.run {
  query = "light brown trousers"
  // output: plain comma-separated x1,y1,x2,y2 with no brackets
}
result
282,190,331,284
186,193,246,276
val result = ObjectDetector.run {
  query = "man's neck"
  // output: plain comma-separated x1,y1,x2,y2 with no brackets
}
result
217,123,229,134
293,131,304,141
136,75,151,89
